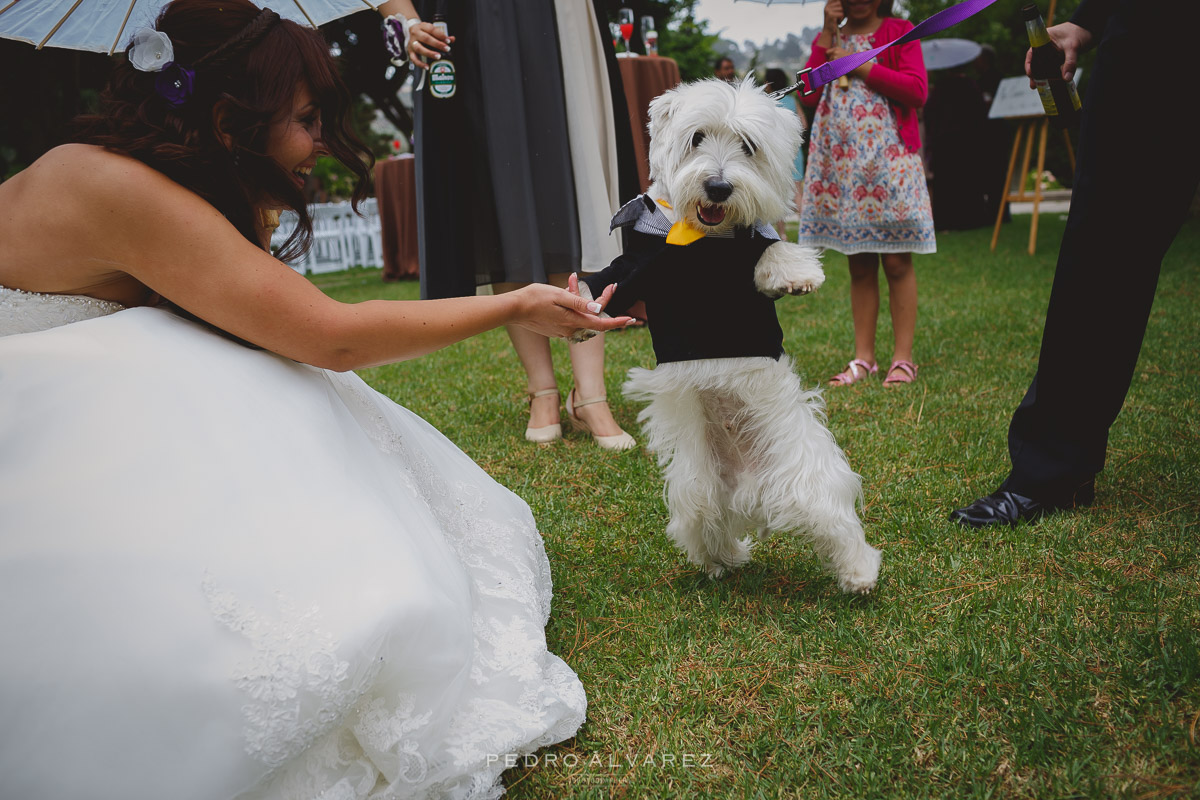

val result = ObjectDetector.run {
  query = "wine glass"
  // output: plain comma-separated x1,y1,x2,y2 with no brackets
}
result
641,15,658,56
617,8,634,57
609,21,621,50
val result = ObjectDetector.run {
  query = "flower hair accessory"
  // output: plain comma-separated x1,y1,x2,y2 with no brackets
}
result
129,28,173,71
129,27,195,109
126,11,280,110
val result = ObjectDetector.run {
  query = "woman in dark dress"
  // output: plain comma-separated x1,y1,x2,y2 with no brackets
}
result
382,0,639,449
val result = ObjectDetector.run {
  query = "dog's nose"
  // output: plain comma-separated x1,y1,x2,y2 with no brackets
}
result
703,178,733,203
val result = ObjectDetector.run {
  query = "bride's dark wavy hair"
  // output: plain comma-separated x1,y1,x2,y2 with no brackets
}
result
74,0,373,262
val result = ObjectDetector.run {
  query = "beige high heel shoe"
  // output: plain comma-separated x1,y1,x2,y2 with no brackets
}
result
566,389,636,451
525,388,562,444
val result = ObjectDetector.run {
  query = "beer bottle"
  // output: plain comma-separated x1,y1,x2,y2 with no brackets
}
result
1022,3,1081,128
428,1,456,99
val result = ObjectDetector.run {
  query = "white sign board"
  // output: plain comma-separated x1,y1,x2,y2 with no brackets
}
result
988,70,1083,119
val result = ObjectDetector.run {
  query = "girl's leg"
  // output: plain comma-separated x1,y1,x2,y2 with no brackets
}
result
493,281,559,430
880,252,917,366
847,253,882,366
546,273,628,438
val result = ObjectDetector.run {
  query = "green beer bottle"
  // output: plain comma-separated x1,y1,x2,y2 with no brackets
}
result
1022,3,1081,128
428,1,456,99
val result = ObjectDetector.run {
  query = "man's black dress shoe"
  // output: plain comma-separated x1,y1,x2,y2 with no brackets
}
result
950,491,1046,528
950,481,1093,529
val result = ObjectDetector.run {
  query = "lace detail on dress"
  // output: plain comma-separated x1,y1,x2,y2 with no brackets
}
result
0,284,124,336
329,371,407,456
380,433,585,773
354,694,433,782
202,575,359,769
232,372,585,800
325,375,583,778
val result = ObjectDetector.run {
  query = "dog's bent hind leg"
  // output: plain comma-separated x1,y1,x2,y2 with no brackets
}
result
735,362,881,594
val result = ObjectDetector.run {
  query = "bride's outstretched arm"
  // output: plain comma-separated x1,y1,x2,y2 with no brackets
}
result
64,147,631,371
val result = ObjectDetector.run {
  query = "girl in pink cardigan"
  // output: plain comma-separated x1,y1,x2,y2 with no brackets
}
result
798,0,935,387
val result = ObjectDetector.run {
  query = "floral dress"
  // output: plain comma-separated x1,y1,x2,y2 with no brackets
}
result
798,33,936,255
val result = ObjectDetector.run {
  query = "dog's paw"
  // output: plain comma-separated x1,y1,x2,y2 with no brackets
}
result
754,243,826,298
836,545,881,595
566,328,598,344
567,279,604,343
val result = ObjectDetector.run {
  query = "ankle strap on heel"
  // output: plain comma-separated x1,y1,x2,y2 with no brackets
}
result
570,392,607,409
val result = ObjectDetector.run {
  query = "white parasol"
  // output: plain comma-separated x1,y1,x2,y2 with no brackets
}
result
920,37,982,71
0,0,377,54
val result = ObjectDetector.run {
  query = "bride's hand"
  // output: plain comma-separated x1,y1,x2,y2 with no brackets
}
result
511,277,632,339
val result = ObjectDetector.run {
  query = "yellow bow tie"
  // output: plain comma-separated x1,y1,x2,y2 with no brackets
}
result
656,198,706,246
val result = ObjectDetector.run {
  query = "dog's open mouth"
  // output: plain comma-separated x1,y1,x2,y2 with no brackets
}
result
696,203,726,227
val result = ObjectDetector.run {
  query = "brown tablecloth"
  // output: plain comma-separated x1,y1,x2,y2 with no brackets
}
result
617,55,682,192
373,155,419,281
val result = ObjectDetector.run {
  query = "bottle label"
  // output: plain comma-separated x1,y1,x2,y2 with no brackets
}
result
429,60,456,98
1034,80,1058,115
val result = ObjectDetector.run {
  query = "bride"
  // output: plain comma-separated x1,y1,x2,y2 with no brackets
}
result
0,1,632,798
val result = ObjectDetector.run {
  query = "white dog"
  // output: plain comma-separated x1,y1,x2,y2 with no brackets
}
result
579,79,881,594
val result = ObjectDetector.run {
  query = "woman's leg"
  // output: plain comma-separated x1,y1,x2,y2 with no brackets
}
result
545,273,628,438
847,253,882,366
880,252,917,367
565,332,629,437
493,281,559,430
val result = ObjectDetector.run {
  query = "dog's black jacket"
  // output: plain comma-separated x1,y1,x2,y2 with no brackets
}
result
582,194,785,364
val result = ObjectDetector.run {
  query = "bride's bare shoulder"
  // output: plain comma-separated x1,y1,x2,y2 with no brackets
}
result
28,144,182,199
15,144,219,237
0,144,227,293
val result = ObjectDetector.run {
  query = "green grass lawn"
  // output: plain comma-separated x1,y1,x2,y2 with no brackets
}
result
313,215,1200,799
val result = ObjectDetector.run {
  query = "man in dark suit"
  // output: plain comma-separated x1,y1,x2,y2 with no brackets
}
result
952,0,1200,527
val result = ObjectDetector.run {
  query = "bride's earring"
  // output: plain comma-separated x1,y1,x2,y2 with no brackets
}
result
257,208,280,231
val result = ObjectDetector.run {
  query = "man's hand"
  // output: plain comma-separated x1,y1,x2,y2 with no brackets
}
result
1025,21,1093,88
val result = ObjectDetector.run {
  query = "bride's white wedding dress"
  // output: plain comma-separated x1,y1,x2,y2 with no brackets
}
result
0,286,586,800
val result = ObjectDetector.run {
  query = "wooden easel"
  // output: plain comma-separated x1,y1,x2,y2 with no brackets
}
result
990,118,1075,255
989,0,1076,256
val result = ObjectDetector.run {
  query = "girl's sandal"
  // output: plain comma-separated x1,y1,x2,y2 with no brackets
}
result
829,359,878,387
525,388,562,444
883,360,918,387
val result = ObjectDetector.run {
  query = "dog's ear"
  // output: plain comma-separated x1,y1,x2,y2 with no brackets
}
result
647,89,679,141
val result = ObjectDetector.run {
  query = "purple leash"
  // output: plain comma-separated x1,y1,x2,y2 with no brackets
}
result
771,0,999,100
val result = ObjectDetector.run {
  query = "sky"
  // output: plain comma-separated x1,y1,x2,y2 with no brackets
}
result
692,0,828,46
